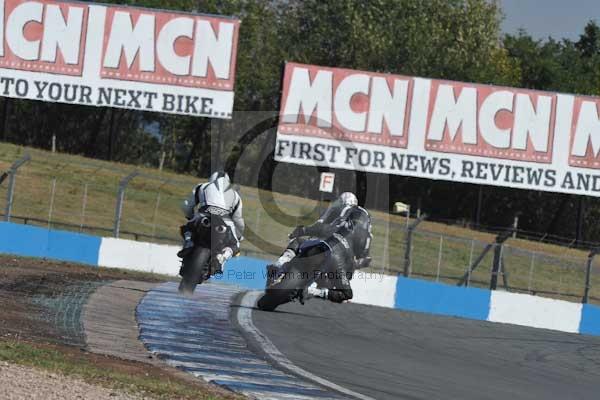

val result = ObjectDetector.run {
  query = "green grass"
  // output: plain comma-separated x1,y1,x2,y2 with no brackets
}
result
0,340,233,400
0,142,596,303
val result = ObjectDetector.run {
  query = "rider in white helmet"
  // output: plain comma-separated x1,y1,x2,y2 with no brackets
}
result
288,192,359,239
179,171,244,266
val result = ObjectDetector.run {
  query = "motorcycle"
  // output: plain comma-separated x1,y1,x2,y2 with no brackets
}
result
257,239,335,312
178,211,238,295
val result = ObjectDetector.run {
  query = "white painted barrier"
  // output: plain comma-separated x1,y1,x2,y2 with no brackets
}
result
351,273,398,308
488,291,583,333
98,237,179,276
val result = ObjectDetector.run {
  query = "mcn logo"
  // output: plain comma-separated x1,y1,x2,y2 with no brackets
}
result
425,81,555,164
100,6,238,89
570,97,600,169
0,0,239,89
0,0,88,75
280,64,412,149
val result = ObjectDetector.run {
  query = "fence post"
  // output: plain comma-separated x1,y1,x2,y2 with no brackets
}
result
458,228,513,287
158,151,166,171
490,230,514,290
527,253,536,294
3,153,31,222
113,171,140,238
382,213,391,274
467,240,475,286
435,236,443,282
582,248,599,304
254,207,262,236
47,178,56,229
80,183,88,232
403,213,427,277
151,192,161,238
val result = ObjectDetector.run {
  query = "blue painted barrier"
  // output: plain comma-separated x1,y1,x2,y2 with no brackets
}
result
212,256,268,290
395,277,491,321
579,304,600,336
0,222,100,265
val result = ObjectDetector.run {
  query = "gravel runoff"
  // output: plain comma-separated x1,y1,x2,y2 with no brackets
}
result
0,361,153,400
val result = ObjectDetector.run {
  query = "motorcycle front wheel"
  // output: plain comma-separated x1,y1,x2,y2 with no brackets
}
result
178,247,211,296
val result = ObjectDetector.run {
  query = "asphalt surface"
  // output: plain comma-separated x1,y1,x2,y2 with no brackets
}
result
252,300,600,400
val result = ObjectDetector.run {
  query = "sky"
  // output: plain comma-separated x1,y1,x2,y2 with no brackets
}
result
500,0,600,41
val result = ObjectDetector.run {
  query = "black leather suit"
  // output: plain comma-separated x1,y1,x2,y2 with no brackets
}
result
289,204,372,303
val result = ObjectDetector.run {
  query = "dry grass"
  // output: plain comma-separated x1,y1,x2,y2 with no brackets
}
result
0,340,238,400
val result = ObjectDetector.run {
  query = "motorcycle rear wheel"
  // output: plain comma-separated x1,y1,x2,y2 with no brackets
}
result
178,247,211,296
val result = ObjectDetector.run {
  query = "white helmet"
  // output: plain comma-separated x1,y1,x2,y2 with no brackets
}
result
339,192,358,207
208,171,232,192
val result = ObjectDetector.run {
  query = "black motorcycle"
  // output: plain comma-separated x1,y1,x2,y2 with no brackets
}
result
178,211,238,295
258,239,334,311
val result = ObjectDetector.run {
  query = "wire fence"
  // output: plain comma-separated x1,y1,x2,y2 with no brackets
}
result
0,152,598,305
404,229,599,304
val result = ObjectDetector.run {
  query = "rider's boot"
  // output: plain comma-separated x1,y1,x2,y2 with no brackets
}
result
177,231,194,258
276,249,296,267
266,264,279,286
214,247,233,275
355,256,372,270
266,249,296,286
299,282,328,305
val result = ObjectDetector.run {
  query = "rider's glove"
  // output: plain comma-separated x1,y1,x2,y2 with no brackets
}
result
216,247,234,265
289,225,305,239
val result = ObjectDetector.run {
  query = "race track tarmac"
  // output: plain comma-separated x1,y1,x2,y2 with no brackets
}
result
252,300,600,400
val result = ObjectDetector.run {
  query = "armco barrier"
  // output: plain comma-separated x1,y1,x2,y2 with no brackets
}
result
1,222,600,337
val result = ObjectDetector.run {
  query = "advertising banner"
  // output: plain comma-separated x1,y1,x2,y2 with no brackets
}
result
0,0,240,118
276,62,600,196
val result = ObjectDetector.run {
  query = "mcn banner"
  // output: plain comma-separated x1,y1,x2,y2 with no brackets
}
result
0,0,239,118
275,62,600,197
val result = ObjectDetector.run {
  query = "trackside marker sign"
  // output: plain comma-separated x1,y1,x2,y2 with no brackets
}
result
319,172,335,193
0,0,239,118
275,62,600,197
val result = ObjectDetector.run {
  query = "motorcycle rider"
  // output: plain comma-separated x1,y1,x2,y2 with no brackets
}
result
178,171,244,270
268,192,373,303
